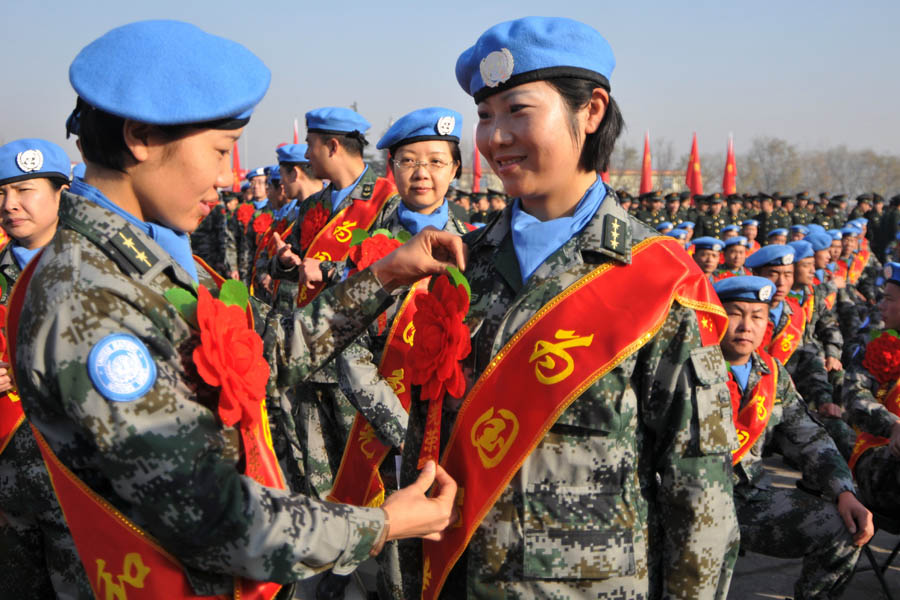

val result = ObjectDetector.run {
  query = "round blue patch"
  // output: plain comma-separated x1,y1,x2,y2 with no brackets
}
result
87,334,157,402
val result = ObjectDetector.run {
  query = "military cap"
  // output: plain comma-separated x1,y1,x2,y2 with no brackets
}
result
727,194,743,204
856,193,873,202
840,225,862,236
796,191,810,201
787,240,814,260
276,143,309,164
667,229,688,241
827,195,845,207
804,232,832,252
455,17,614,102
790,225,809,235
745,244,794,269
720,224,740,235
656,221,674,231
884,262,900,287
891,195,900,207
692,237,724,251
665,193,680,202
713,275,776,303
616,189,631,200
68,21,269,128
725,236,748,248
779,194,795,202
677,221,695,230
873,193,884,204
306,107,371,135
641,190,664,201
827,229,843,240
741,219,759,227
0,139,70,186
679,191,691,201
710,193,723,204
245,166,266,180
72,162,86,179
377,107,463,151
766,228,788,238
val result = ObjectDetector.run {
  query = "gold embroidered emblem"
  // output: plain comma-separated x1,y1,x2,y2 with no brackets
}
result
386,368,406,395
471,407,519,468
529,329,594,385
333,220,358,243
754,394,768,420
403,322,415,346
780,333,795,353
96,552,150,600
312,251,332,261
358,423,378,460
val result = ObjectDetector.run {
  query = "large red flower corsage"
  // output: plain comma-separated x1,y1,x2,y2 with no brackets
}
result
192,285,269,429
236,203,255,230
863,330,900,387
252,212,274,236
347,233,403,274
300,203,330,250
0,304,8,361
408,272,471,402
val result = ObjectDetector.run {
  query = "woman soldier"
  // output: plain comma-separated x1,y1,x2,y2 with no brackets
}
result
0,139,95,597
12,20,460,599
398,17,739,599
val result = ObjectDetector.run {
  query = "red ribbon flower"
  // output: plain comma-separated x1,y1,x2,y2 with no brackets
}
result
236,203,255,229
252,212,274,237
192,285,269,429
347,233,403,274
0,304,8,360
408,274,471,402
863,331,900,387
300,203,330,250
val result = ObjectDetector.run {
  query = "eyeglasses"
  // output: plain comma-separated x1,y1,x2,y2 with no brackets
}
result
392,158,454,172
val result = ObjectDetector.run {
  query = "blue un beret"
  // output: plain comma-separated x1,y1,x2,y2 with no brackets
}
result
746,244,794,269
69,20,270,127
790,224,809,235
306,107,370,136
656,221,674,232
245,167,266,181
840,225,862,237
0,139,71,186
456,17,614,103
714,276,776,304
804,232,832,252
827,229,843,241
767,228,788,238
741,219,759,227
692,237,724,251
677,221,695,229
720,224,740,235
377,107,463,151
851,218,868,226
787,240,814,260
725,236,748,248
884,262,900,287
667,229,688,241
265,165,281,183
276,144,309,164
806,223,826,235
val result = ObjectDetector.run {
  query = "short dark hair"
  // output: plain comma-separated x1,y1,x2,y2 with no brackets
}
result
281,161,316,178
545,77,624,173
308,131,368,158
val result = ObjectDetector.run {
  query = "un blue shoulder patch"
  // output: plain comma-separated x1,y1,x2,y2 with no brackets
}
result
87,334,157,402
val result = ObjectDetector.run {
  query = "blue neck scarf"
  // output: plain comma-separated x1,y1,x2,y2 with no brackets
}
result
511,177,605,283
730,360,752,391
279,198,299,221
815,268,827,282
331,166,368,214
10,243,42,270
397,199,448,235
253,198,269,211
70,179,199,283
770,300,784,327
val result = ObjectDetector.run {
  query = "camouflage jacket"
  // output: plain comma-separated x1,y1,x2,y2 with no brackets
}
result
842,339,900,438
190,202,236,276
790,284,843,360
732,352,854,501
769,298,836,409
400,187,739,599
14,191,396,595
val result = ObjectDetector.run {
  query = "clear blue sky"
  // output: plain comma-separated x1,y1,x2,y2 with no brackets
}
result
3,0,898,169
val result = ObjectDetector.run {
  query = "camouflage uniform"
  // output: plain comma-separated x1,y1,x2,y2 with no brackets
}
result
0,245,95,599
191,202,237,276
399,188,739,599
841,349,900,516
15,191,395,595
731,352,861,600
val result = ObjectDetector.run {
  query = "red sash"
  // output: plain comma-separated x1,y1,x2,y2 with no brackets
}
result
813,276,837,310
730,352,778,465
328,279,429,507
421,237,727,600
834,259,850,282
763,297,806,363
297,179,395,307
848,379,900,472
8,253,283,599
848,251,867,285
0,391,22,457
747,240,760,256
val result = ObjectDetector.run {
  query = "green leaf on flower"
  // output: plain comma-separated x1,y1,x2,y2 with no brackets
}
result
218,279,250,310
350,228,370,247
0,274,7,300
446,265,471,300
164,287,198,328
370,228,392,239
396,230,412,243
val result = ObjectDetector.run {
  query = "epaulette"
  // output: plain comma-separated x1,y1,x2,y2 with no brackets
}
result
106,226,159,276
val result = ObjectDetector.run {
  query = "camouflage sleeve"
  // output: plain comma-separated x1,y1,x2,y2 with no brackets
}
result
785,346,835,409
813,286,843,359
335,332,409,448
224,217,238,275
26,283,385,583
772,361,854,500
842,353,900,438
637,302,739,600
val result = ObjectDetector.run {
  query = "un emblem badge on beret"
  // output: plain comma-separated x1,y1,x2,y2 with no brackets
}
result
436,116,455,135
759,286,773,302
782,255,793,265
87,333,157,402
480,48,514,88
16,149,44,173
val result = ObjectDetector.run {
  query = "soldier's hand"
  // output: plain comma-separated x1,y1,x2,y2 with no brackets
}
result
382,460,457,542
370,227,467,292
818,402,844,418
823,356,842,372
833,276,846,290
0,363,12,394
228,270,240,280
889,422,900,457
837,491,874,545
272,232,301,269
297,258,324,290
258,274,273,293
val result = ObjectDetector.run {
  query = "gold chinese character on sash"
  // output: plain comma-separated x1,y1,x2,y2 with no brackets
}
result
358,423,378,459
96,552,150,600
754,394,768,420
780,333,795,353
471,407,519,468
7,392,19,403
529,329,594,385
403,322,415,346
735,429,749,447
333,220,358,243
386,369,406,395
312,250,332,261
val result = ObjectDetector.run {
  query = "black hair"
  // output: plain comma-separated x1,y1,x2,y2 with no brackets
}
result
281,161,317,178
544,77,624,173
307,130,368,158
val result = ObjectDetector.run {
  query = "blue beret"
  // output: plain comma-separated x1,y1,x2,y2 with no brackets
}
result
677,221,695,229
306,107,370,135
266,165,281,183
69,20,269,127
245,167,266,181
851,218,868,226
787,240,814,260
692,237,724,251
806,223,826,234
714,275,776,304
240,181,249,191
456,17,614,103
827,229,842,240
790,224,809,234
667,229,688,241
0,139,70,186
377,107,463,150
276,144,308,164
725,236,748,248
804,232,832,252
885,262,900,286
720,224,740,234
767,228,788,238
746,244,794,269
741,219,759,227
72,162,86,179
840,225,862,236
656,221,674,231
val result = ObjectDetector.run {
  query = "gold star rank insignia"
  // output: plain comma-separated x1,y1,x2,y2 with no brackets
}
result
110,226,158,275
603,215,628,254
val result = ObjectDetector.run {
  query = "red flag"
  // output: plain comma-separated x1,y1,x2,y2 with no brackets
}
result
231,142,242,192
639,131,652,195
600,170,610,183
472,130,482,193
293,119,299,144
722,135,737,195
685,133,703,198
